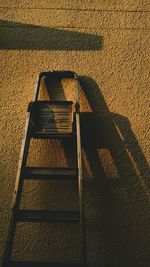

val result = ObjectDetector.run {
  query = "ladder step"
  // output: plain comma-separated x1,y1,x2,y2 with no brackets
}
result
24,167,77,180
30,133,75,139
16,210,80,223
10,261,82,267
29,101,73,136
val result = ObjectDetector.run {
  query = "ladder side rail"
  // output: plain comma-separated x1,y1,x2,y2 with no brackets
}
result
75,79,87,267
76,113,87,267
3,73,41,266
75,74,79,105
35,72,44,101
12,73,42,207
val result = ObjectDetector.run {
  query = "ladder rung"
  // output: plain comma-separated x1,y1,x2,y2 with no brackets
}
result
30,133,75,139
23,167,77,180
10,261,82,267
16,210,80,223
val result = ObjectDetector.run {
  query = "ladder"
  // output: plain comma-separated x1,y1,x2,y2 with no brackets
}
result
3,71,87,267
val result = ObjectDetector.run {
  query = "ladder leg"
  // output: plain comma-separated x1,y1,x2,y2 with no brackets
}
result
2,115,31,266
76,113,87,267
3,212,17,266
2,72,41,265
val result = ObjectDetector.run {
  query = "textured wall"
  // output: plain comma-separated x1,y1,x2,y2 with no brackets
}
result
0,1,150,266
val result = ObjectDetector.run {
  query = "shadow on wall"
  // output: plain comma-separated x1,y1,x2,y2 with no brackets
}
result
43,75,150,266
0,20,103,50
79,76,150,267
80,76,149,196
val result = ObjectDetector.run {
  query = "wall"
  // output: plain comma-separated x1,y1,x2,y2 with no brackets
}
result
0,1,150,266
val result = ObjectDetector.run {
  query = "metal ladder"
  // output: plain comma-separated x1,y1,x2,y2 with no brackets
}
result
3,71,87,267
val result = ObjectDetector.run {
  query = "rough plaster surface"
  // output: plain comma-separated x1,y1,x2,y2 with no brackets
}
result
0,1,150,266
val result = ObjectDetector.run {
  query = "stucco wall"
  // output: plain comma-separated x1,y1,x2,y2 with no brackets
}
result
0,1,150,266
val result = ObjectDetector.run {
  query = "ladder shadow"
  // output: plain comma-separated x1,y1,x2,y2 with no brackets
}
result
79,76,150,266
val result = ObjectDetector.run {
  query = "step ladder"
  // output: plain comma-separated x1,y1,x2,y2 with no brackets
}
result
3,71,87,267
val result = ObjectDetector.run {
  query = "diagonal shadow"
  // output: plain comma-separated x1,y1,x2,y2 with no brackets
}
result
79,76,150,266
0,20,103,50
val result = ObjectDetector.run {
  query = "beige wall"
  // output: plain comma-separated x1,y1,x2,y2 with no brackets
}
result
0,1,150,266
